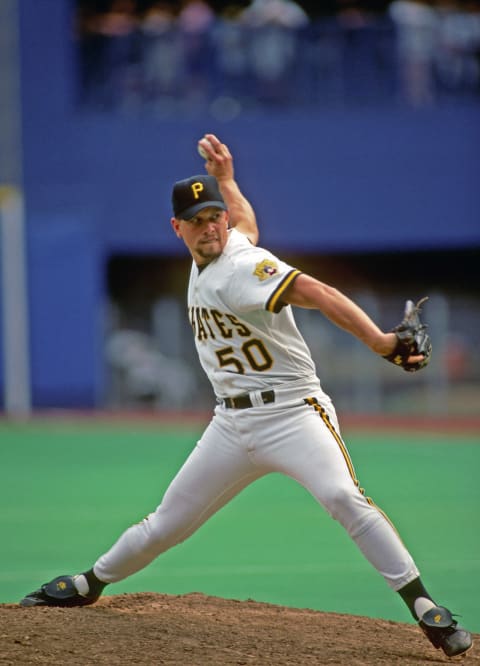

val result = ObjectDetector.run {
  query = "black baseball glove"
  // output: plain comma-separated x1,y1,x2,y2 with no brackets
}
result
383,297,432,372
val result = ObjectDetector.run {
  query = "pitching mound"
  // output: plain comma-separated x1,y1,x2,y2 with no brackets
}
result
1,592,478,665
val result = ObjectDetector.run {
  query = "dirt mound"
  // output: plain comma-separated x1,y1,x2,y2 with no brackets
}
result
1,592,477,665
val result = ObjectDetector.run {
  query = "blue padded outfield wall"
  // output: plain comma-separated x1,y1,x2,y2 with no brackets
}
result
0,0,478,408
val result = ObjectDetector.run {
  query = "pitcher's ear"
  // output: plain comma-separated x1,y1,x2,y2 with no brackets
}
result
171,217,182,238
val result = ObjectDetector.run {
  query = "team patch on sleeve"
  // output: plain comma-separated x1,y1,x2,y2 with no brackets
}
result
266,269,302,313
253,259,278,281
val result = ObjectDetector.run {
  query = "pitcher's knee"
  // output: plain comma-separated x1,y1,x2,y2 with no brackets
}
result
324,484,368,525
145,507,196,552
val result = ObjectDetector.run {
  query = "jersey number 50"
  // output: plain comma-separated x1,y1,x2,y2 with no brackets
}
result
216,338,273,373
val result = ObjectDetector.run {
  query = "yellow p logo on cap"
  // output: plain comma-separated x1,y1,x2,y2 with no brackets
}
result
191,182,204,199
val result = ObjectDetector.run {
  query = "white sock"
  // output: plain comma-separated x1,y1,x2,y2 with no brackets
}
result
414,597,436,619
72,574,89,596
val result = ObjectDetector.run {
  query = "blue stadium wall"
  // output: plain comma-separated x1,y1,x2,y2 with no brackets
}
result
0,0,479,408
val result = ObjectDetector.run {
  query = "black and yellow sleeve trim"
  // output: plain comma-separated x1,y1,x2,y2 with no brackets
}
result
266,269,301,313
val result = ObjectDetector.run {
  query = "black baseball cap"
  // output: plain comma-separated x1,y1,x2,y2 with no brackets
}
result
172,175,227,220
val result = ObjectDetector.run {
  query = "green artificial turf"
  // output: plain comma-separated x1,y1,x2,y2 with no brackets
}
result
1,419,478,632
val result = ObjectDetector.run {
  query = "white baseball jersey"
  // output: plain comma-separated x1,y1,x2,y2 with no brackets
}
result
187,228,317,398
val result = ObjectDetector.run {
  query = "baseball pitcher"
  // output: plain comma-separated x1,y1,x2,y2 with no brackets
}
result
20,134,471,658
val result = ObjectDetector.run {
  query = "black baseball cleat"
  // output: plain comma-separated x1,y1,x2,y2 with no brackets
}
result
20,575,100,608
419,606,473,658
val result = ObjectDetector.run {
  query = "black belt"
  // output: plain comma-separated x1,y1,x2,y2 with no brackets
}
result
223,389,275,409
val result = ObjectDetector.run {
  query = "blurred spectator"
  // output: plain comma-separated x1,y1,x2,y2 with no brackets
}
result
178,0,216,106
210,4,250,106
240,0,310,28
76,6,109,106
99,0,141,109
298,16,346,106
435,0,480,95
336,1,396,103
240,0,310,104
388,0,439,106
77,0,141,109
139,2,183,110
179,0,216,31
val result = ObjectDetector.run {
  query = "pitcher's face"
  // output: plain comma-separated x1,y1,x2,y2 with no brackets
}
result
171,207,229,266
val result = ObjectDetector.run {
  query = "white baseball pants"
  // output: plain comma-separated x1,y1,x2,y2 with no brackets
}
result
94,394,419,591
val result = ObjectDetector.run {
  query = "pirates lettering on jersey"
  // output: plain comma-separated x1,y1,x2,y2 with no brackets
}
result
189,307,252,341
